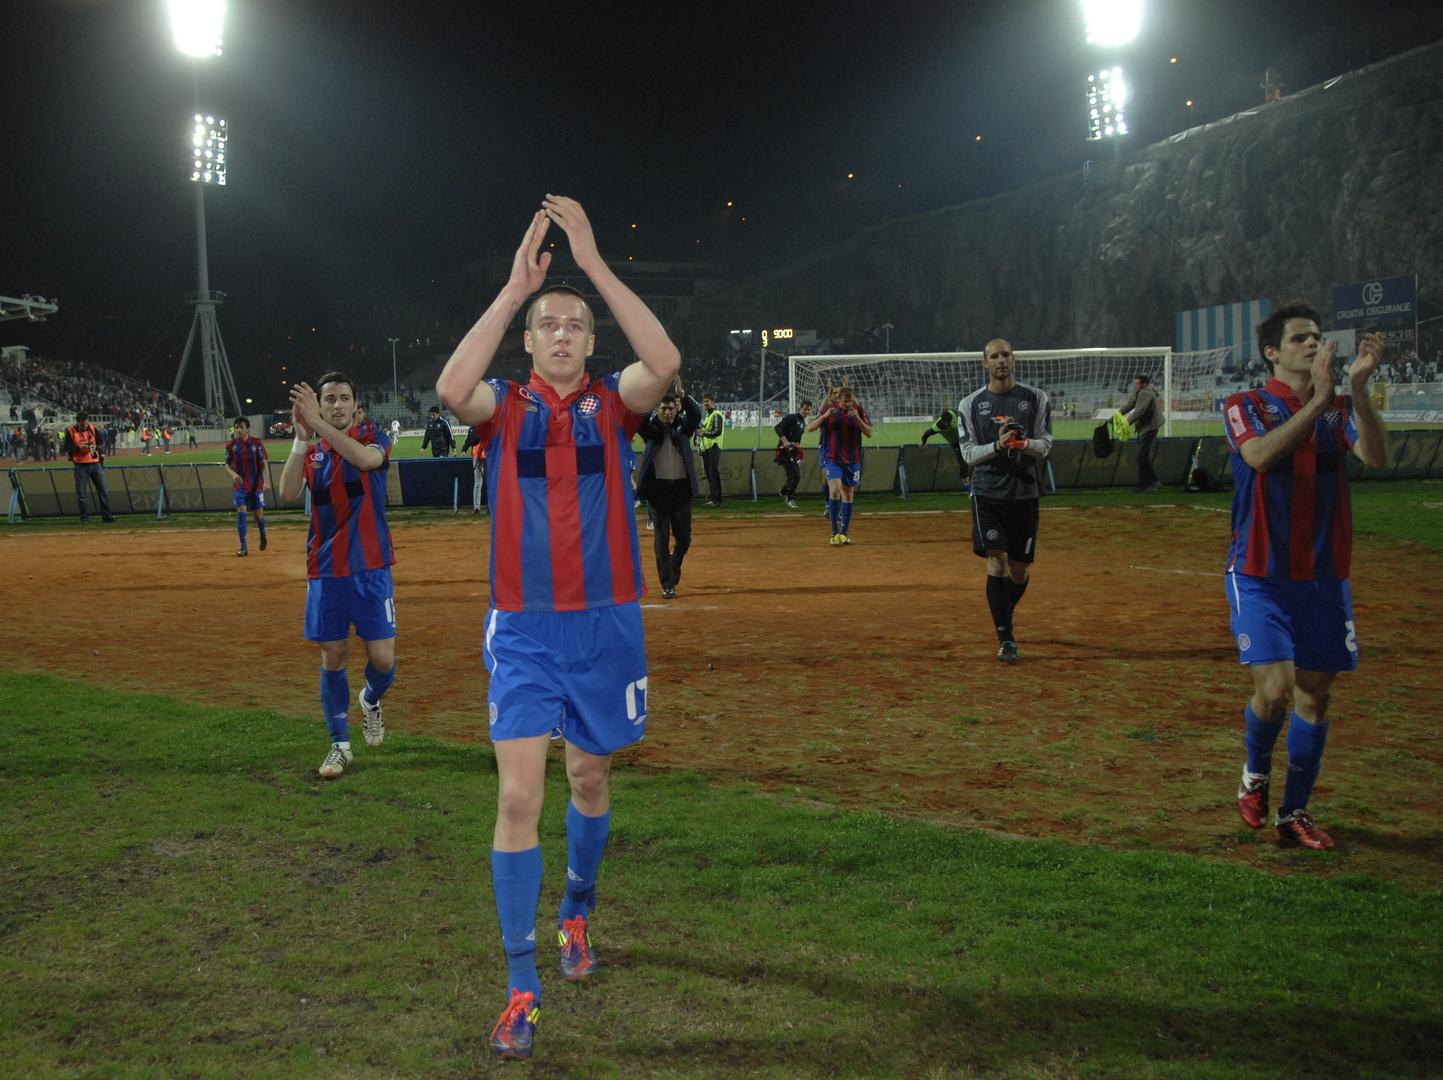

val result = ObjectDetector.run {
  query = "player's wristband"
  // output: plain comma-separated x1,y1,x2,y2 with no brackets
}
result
291,436,309,454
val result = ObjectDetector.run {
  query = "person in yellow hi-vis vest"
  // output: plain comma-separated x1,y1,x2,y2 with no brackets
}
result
698,394,725,506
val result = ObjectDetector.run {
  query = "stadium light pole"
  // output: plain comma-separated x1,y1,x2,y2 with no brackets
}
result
168,2,240,419
388,337,400,398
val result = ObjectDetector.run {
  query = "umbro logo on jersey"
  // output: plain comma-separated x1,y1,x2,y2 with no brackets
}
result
978,401,993,414
577,394,601,417
309,452,326,465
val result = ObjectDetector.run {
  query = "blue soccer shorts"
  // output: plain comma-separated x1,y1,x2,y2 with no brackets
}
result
305,566,397,643
822,461,862,487
1225,572,1357,673
233,489,265,512
484,602,648,756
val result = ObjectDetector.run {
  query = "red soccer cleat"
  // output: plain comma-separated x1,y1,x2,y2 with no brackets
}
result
1275,810,1335,851
489,989,539,1061
1236,769,1269,829
558,915,599,982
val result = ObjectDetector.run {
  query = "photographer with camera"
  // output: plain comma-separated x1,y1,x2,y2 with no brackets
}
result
773,399,812,508
64,411,115,524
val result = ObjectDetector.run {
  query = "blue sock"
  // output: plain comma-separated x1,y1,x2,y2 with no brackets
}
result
492,847,543,1003
559,802,611,925
363,660,396,706
1243,703,1285,775
320,667,349,743
839,501,853,535
1279,715,1330,816
237,510,248,548
827,498,839,533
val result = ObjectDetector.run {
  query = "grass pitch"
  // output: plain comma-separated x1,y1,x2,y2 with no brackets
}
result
3,672,1441,1078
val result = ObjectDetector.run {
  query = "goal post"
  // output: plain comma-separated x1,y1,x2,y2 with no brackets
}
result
787,346,1236,440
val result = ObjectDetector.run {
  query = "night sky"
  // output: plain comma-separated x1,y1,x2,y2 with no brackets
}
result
3,0,1439,404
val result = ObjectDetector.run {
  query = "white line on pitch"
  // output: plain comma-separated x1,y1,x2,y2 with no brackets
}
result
1128,564,1216,577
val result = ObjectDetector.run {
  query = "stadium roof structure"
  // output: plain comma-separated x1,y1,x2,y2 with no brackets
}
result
0,294,58,323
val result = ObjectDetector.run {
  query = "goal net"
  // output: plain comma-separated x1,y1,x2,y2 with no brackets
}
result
787,347,1237,439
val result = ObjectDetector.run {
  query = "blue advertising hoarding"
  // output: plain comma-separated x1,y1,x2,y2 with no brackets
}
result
1331,274,1418,352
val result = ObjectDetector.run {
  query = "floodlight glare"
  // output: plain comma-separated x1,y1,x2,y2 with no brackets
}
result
1082,0,1142,47
1085,67,1130,141
169,0,226,58
169,0,225,57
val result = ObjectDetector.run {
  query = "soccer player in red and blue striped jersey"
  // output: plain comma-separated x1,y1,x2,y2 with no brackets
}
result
224,417,269,556
278,371,399,782
806,386,872,544
1223,302,1388,851
437,197,679,1063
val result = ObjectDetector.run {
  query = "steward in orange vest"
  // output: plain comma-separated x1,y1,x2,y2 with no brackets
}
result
65,412,115,523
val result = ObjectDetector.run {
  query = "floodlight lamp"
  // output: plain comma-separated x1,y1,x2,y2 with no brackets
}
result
1082,0,1142,47
187,114,228,184
169,0,226,58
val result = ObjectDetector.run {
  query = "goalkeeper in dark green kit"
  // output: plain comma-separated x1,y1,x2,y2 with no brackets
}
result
922,407,967,480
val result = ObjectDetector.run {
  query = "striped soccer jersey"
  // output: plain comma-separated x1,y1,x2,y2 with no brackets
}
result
1224,378,1358,581
474,370,645,612
226,435,268,493
303,427,394,578
817,403,870,466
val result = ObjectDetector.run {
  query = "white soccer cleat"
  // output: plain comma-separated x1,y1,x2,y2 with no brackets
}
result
318,743,353,779
359,688,385,747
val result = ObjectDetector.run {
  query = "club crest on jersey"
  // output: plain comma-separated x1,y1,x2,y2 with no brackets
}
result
1018,401,1031,413
1237,633,1251,651
1323,408,1341,426
985,528,1000,542
577,393,601,417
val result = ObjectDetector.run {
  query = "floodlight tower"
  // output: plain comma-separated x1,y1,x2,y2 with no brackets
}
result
1081,1,1140,144
168,1,240,418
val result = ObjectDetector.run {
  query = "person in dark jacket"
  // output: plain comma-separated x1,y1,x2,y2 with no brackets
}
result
773,400,813,508
420,406,454,457
1121,373,1163,491
635,377,701,598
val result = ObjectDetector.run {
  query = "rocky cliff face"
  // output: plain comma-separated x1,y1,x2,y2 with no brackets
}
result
676,43,1443,353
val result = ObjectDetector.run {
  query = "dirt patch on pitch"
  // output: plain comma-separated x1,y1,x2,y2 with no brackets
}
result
3,504,1440,889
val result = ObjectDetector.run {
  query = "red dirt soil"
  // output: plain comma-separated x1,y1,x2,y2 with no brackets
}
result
4,504,1440,888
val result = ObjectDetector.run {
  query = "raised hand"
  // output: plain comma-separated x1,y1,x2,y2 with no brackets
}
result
1311,339,1338,394
289,382,321,437
541,195,601,269
1348,331,1385,385
509,210,552,296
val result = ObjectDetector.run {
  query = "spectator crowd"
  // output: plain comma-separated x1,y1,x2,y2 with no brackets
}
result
1,352,217,462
